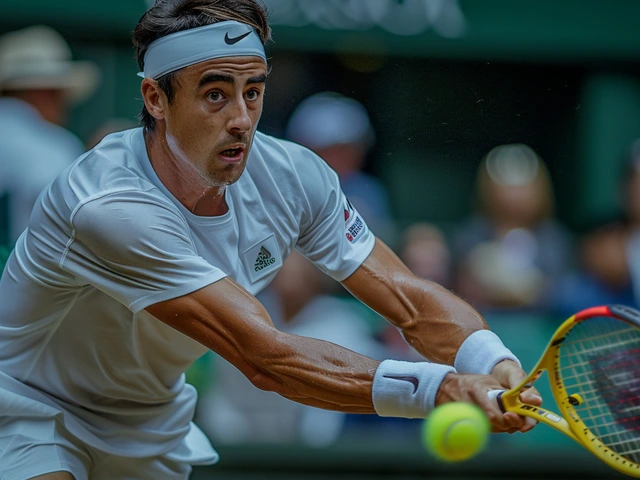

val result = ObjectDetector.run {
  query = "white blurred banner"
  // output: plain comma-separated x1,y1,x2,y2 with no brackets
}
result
262,0,466,37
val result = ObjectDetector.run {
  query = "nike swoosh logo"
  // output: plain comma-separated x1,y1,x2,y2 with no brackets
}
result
224,31,251,45
383,374,419,394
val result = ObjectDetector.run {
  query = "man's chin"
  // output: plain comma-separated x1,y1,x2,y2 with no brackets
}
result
206,163,246,187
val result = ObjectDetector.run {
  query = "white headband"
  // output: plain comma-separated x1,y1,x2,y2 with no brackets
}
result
138,20,266,79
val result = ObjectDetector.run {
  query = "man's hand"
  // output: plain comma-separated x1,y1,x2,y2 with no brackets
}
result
490,360,542,433
435,369,540,434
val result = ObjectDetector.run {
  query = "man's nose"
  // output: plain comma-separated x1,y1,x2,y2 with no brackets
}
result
227,97,252,134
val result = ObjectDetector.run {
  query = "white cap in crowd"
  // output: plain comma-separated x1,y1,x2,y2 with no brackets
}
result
286,92,375,151
484,143,541,187
0,25,100,103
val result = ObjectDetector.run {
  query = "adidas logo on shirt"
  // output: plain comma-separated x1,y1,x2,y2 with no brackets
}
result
254,246,276,272
243,235,281,282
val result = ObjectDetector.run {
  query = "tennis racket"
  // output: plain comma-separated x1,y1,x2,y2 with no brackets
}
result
488,304,640,477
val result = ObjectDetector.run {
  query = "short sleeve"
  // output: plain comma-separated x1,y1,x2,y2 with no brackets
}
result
60,190,226,313
294,150,375,281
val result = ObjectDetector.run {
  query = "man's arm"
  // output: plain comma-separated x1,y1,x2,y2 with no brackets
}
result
342,238,541,421
341,238,486,366
145,263,529,431
146,277,378,413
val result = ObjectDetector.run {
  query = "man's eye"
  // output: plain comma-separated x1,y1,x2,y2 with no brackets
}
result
246,90,260,100
207,92,222,101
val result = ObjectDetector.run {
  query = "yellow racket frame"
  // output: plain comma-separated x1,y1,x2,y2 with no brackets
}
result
497,305,640,478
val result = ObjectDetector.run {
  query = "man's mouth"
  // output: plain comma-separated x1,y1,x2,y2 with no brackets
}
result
218,146,245,163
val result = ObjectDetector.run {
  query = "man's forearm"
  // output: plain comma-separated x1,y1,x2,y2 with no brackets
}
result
342,239,520,375
342,240,488,364
389,277,488,364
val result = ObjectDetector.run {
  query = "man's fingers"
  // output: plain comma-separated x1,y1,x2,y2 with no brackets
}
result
520,386,543,406
471,373,542,434
487,389,540,433
482,400,524,432
520,416,538,433
492,360,528,390
503,411,525,428
500,412,538,433
483,389,518,432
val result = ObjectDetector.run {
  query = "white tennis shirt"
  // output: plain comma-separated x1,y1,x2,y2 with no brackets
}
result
0,128,375,462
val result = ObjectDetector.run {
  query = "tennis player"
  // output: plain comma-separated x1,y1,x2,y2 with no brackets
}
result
0,0,540,478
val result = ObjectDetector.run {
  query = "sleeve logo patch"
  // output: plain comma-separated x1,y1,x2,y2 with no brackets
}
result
343,198,365,243
344,198,354,222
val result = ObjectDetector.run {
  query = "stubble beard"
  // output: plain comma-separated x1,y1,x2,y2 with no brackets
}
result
201,133,254,187
201,161,245,187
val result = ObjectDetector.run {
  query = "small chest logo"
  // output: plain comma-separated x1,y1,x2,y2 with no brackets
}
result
243,234,282,283
254,246,276,272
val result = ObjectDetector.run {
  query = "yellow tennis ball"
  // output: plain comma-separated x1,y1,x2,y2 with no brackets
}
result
422,402,490,462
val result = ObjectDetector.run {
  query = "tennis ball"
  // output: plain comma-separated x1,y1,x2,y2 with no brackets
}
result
422,402,490,462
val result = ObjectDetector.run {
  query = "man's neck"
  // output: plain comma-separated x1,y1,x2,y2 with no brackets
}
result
144,129,228,216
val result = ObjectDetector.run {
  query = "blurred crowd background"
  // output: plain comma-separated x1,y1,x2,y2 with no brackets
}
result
2,0,640,478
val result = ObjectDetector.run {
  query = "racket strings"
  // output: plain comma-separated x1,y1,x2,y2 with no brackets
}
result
562,371,639,390
558,317,640,464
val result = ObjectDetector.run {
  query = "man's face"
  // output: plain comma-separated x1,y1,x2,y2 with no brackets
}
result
160,56,267,187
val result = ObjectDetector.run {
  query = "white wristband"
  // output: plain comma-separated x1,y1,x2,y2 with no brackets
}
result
372,359,455,418
454,330,521,375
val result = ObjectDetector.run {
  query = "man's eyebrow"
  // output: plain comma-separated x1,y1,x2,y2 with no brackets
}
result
198,73,234,88
247,73,267,85
198,72,268,88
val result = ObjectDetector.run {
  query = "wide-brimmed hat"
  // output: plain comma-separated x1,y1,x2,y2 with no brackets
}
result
0,25,100,103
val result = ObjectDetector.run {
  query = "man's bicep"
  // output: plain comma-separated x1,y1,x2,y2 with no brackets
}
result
145,276,280,384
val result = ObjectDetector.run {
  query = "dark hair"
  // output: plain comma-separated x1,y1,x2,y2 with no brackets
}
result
133,0,271,131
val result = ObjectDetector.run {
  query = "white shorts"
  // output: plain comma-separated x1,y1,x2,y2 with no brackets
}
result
0,415,193,480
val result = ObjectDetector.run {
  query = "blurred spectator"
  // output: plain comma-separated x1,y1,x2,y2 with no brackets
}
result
452,144,572,313
399,222,452,289
554,222,635,317
554,142,640,315
197,251,387,447
620,140,640,307
0,25,99,243
286,92,396,245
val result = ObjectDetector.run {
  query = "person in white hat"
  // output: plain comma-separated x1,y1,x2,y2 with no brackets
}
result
0,25,100,244
286,92,396,245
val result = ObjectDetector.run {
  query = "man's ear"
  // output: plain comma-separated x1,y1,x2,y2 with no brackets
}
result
141,78,166,121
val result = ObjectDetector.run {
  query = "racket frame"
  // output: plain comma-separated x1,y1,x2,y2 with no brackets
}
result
495,305,640,478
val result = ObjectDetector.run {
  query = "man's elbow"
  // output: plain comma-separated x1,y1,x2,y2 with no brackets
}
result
247,371,281,392
238,330,294,393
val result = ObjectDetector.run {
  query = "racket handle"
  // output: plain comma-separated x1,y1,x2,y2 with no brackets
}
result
488,389,507,413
